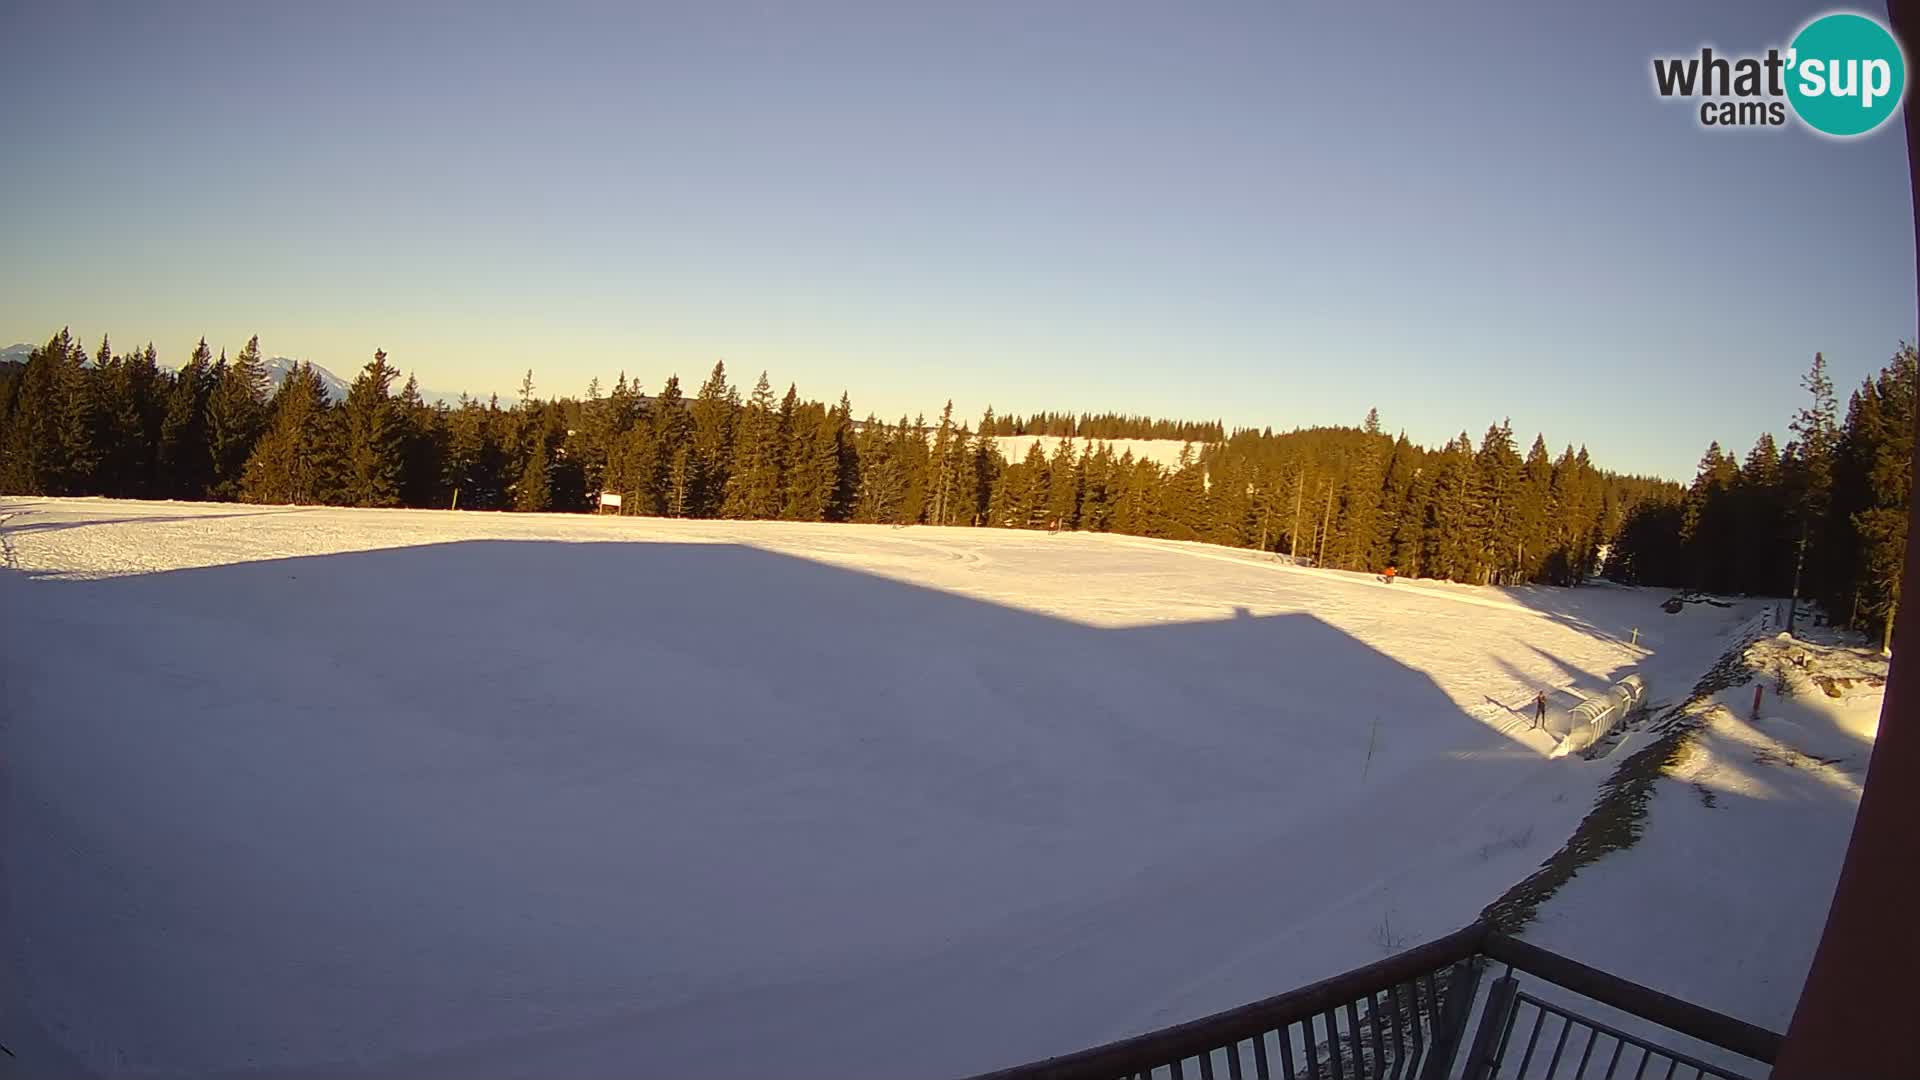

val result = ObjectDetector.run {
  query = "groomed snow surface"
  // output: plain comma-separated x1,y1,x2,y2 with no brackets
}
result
0,499,1873,1079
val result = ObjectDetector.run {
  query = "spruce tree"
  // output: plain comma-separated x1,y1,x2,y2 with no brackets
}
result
1788,352,1840,622
1516,434,1554,581
1846,346,1915,651
894,414,931,524
1045,438,1082,529
721,372,783,518
928,402,959,525
1425,434,1478,582
158,338,216,500
1334,408,1386,570
393,375,445,508
688,361,737,517
445,397,505,510
241,362,336,504
52,329,103,494
653,374,691,516
829,392,858,521
0,334,66,494
972,408,1003,524
338,349,403,507
950,425,982,526
1011,440,1050,527
1681,442,1741,592
207,335,270,498
1474,421,1523,584
516,433,552,512
1379,435,1422,573
854,416,905,523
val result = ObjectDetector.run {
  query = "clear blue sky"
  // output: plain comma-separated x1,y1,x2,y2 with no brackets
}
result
2,0,1912,479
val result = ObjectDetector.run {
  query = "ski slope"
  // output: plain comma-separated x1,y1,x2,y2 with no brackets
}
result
0,499,1776,1078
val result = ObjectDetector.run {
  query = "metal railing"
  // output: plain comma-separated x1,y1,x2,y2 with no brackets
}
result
963,924,1779,1080
1470,989,1748,1080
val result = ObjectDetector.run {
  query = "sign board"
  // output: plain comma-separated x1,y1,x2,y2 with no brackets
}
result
599,492,623,509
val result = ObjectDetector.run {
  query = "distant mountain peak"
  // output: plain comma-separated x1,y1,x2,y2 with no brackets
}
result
259,356,352,401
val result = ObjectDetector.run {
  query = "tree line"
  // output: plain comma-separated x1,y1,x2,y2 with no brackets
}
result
976,411,1225,442
1,328,1906,636
1606,347,1914,652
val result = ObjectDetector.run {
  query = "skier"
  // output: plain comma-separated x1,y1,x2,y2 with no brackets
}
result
1533,690,1548,729
1382,564,1396,585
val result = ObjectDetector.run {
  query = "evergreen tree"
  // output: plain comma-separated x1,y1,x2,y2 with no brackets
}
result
688,361,738,516
597,372,651,512
46,329,103,495
391,375,441,507
1789,352,1841,611
1680,442,1741,592
1425,434,1479,581
100,342,164,498
0,333,67,494
1732,432,1792,595
1009,440,1051,527
1045,438,1081,529
895,413,931,524
972,408,1003,525
207,335,269,498
158,338,216,500
789,392,856,522
854,415,905,523
1386,442,1430,575
241,362,336,504
1378,435,1422,573
829,392,858,521
516,432,552,512
653,374,692,516
1516,434,1555,581
721,372,784,518
338,349,404,507
927,402,961,525
1156,444,1208,541
1334,408,1386,570
444,396,508,510
1475,420,1523,583
1843,346,1915,650
950,425,983,526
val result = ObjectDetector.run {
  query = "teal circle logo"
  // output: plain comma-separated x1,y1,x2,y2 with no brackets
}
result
1786,12,1906,137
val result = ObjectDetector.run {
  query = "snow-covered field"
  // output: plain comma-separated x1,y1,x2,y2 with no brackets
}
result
981,434,1199,469
0,499,1864,1078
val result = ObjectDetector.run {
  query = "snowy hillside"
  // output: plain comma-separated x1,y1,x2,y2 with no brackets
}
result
0,342,31,364
0,499,1848,1079
986,434,1201,469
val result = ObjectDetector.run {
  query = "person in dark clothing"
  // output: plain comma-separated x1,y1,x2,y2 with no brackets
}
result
1534,690,1548,728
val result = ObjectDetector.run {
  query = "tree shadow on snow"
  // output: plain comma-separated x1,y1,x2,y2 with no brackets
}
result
0,539,1799,1080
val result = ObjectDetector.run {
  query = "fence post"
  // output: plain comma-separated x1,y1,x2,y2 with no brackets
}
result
1459,974,1518,1080
1420,959,1483,1080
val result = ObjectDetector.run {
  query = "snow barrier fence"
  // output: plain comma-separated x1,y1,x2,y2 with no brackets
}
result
1547,675,1647,758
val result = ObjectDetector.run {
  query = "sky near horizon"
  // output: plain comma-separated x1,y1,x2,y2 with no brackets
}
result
2,0,1914,480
